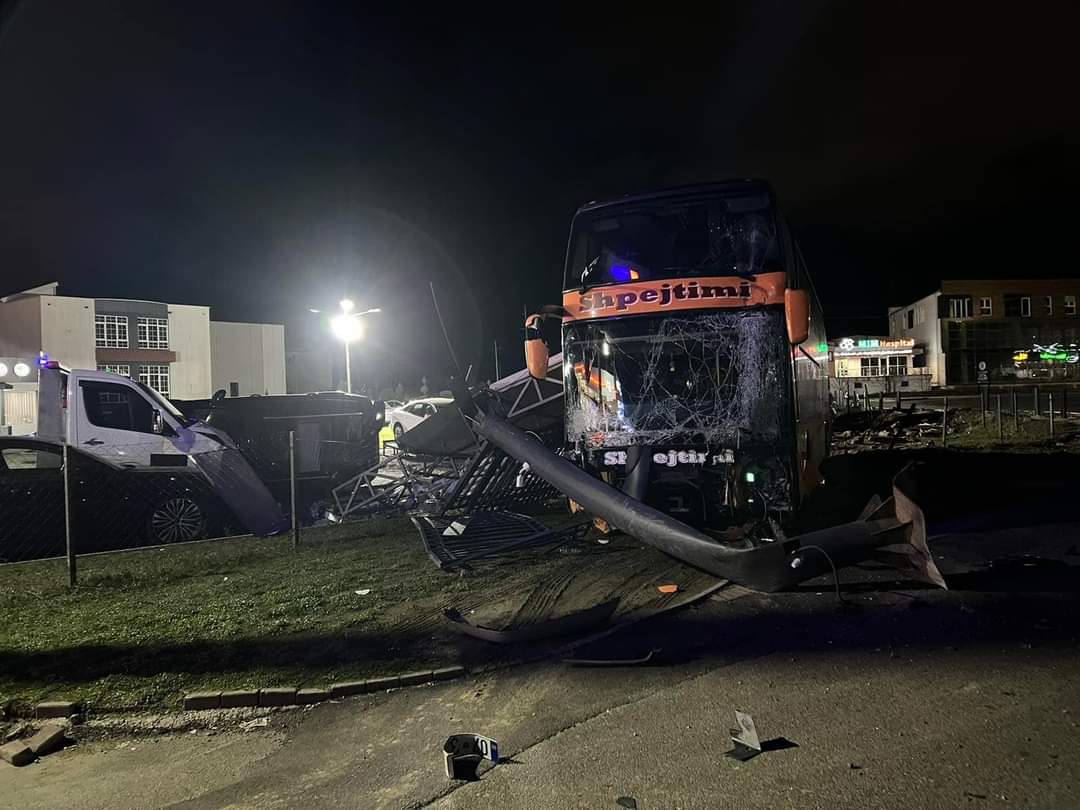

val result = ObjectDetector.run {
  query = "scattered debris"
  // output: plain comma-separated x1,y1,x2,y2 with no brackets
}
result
35,701,80,719
726,710,763,761
564,649,659,667
239,717,270,732
725,711,798,761
616,798,639,810
445,599,619,644
3,723,30,743
354,589,372,596
0,740,35,767
414,511,590,570
443,733,499,780
27,723,66,756
657,583,679,594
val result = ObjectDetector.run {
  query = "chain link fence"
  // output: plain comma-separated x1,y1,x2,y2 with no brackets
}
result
0,436,310,582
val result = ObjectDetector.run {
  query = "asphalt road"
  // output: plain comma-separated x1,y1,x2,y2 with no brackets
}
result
4,524,1079,809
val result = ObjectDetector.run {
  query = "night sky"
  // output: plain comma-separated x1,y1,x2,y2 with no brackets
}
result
1,2,1077,389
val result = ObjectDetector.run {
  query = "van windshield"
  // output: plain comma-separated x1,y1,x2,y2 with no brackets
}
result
136,381,196,426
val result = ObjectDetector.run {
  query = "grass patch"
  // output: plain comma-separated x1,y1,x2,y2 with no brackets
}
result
0,517,575,712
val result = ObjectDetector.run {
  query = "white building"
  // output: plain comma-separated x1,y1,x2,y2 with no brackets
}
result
210,321,287,398
0,282,285,435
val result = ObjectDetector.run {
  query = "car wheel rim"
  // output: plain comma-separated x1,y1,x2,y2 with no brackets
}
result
151,498,204,543
393,424,404,439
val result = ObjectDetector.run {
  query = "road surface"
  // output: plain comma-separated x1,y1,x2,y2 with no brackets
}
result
3,524,1079,809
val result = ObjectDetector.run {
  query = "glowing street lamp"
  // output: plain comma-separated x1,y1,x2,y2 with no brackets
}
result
327,299,380,393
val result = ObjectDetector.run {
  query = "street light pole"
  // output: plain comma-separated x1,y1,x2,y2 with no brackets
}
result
344,339,352,393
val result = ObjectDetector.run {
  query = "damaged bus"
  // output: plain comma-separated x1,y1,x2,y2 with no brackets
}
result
459,179,943,592
528,179,830,533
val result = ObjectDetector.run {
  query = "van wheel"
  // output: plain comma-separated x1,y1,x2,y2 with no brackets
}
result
149,497,206,544
393,422,405,441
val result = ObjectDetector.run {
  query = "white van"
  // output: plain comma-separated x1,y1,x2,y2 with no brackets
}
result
35,363,287,536
37,364,235,468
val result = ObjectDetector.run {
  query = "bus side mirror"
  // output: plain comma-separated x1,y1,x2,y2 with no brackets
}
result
785,289,810,345
524,313,549,379
151,408,165,434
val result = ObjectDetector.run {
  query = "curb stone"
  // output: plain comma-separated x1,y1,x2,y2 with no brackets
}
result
188,666,466,710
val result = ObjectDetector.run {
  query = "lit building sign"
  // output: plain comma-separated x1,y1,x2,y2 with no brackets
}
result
833,337,915,356
1013,343,1080,365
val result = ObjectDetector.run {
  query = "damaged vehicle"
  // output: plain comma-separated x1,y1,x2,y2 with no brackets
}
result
459,180,944,593
550,179,829,531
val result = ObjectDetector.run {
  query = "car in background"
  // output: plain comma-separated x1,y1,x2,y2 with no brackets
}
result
387,397,455,441
0,437,234,562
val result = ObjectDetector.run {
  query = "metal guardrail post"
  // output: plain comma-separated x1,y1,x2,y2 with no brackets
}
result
1049,393,1055,437
63,444,76,587
942,395,948,448
289,430,300,549
981,388,987,429
1034,385,1040,417
1012,389,1018,433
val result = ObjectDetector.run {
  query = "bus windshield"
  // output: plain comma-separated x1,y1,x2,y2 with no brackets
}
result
562,309,792,446
566,191,782,291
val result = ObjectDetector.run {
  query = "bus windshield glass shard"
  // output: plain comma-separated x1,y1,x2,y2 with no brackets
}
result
562,309,792,447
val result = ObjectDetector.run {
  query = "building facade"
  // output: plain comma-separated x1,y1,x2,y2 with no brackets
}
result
890,280,1080,386
827,335,931,403
211,321,287,397
0,283,286,434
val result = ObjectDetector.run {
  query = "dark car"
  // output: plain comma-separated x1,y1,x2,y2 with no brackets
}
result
0,437,234,563
174,392,384,521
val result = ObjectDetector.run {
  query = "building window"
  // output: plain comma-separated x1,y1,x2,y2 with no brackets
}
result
138,364,170,396
948,297,971,318
887,356,908,376
96,364,131,377
94,315,128,348
1066,295,1077,316
905,309,914,329
979,297,992,316
1044,296,1053,316
137,317,169,349
860,357,883,377
1021,296,1031,317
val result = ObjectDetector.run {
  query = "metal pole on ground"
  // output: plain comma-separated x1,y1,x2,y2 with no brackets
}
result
63,444,76,587
1064,388,1069,418
1035,385,1040,417
981,388,987,429
1012,389,1019,433
289,430,300,549
996,394,1002,441
942,395,949,448
1049,393,1055,437
896,389,902,410
878,391,884,411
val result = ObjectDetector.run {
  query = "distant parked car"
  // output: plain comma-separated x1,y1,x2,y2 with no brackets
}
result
387,397,455,441
0,437,234,563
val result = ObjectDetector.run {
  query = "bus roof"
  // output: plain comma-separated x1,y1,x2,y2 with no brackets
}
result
574,178,776,217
